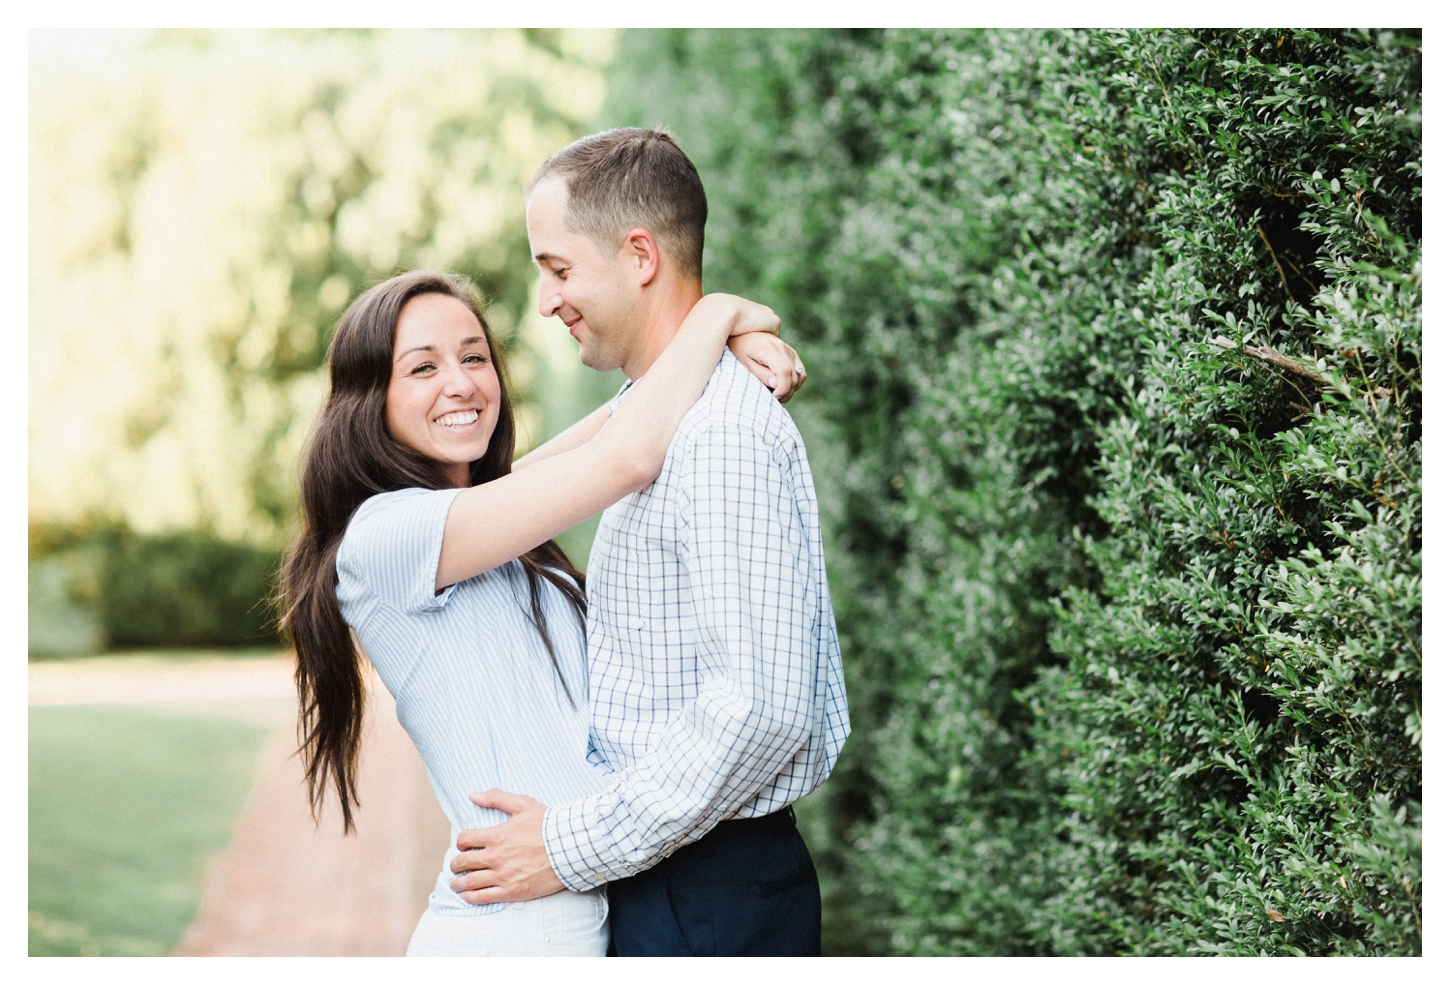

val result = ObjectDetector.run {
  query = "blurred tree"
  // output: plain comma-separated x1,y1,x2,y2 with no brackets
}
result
30,28,618,548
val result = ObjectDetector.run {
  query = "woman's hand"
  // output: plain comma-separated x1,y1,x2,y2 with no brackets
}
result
730,331,807,403
690,293,801,402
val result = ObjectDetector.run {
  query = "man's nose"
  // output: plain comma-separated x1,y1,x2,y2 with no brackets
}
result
539,285,562,318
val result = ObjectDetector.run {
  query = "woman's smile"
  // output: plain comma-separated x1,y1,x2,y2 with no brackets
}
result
436,409,481,429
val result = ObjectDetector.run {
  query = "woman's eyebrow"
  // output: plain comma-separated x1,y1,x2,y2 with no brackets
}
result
396,338,485,362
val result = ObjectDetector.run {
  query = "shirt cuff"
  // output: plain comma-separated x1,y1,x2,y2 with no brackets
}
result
543,793,669,891
542,801,613,891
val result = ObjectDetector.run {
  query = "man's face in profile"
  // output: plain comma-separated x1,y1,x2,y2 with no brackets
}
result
526,176,640,372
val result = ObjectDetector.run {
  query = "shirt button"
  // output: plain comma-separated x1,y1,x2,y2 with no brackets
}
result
631,617,646,631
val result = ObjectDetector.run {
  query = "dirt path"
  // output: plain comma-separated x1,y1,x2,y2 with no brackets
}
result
31,655,452,956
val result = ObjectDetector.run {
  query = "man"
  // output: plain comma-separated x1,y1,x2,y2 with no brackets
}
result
447,128,849,956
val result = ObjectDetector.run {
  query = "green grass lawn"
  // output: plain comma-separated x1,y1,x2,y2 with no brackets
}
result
29,705,267,956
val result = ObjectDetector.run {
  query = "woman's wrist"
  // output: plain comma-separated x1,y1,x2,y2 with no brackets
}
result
697,293,743,340
712,293,780,339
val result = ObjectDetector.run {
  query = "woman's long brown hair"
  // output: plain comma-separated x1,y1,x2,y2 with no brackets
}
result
280,270,587,833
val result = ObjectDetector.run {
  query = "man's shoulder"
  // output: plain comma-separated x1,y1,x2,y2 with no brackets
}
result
677,350,800,449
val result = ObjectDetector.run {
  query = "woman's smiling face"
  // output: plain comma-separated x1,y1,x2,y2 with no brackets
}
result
385,292,502,487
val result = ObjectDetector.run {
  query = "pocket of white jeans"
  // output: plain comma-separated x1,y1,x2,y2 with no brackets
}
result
542,890,608,943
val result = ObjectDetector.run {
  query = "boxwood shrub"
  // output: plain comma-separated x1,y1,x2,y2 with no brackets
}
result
29,521,282,652
599,28,1420,955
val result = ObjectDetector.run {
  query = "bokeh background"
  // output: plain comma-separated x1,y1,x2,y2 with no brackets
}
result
30,28,1421,957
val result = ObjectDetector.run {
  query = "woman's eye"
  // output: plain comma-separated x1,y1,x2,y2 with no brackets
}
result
410,362,436,375
463,353,490,365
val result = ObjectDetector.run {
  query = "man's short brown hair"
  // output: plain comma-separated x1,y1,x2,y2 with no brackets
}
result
529,128,708,281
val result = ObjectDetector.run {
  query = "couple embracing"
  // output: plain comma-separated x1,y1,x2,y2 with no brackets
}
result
282,128,849,957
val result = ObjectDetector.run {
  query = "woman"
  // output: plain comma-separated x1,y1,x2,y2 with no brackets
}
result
281,269,801,956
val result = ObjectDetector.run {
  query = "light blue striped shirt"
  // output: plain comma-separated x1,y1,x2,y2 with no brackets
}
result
336,487,608,914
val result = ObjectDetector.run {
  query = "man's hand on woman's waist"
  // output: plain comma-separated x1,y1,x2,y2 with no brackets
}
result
449,789,565,904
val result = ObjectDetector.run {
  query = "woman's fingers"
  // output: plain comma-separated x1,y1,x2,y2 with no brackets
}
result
726,330,806,402
768,350,806,403
769,357,793,398
777,349,806,403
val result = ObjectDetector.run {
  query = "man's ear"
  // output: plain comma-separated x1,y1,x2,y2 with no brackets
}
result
621,228,660,287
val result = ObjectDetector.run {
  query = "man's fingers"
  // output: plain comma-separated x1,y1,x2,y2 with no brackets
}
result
456,826,491,851
450,868,497,891
460,887,513,906
468,788,537,815
450,868,501,894
450,847,490,873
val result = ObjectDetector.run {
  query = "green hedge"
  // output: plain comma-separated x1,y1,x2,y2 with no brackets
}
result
600,28,1420,955
29,522,282,652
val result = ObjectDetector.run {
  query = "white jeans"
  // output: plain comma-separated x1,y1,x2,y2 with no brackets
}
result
406,890,609,957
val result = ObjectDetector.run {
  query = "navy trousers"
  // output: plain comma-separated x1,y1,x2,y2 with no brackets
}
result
606,807,821,956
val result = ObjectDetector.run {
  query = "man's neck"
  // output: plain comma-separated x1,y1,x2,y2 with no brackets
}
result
621,277,705,380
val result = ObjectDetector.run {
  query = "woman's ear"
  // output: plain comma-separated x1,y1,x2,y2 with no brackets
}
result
621,227,660,287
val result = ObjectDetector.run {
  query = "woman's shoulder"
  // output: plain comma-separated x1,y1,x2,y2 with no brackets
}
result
347,486,457,531
351,486,441,520
338,486,463,569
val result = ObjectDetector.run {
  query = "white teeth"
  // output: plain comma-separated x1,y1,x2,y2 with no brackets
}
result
436,410,479,427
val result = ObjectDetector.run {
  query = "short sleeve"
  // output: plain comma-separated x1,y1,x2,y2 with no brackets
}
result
337,487,466,614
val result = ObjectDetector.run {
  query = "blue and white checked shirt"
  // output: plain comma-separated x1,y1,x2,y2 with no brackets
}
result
542,350,850,890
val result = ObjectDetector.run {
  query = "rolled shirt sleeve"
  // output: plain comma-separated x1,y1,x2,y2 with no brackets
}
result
336,487,466,615
542,423,817,889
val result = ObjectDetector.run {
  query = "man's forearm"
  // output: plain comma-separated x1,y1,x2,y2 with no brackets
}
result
542,697,813,890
